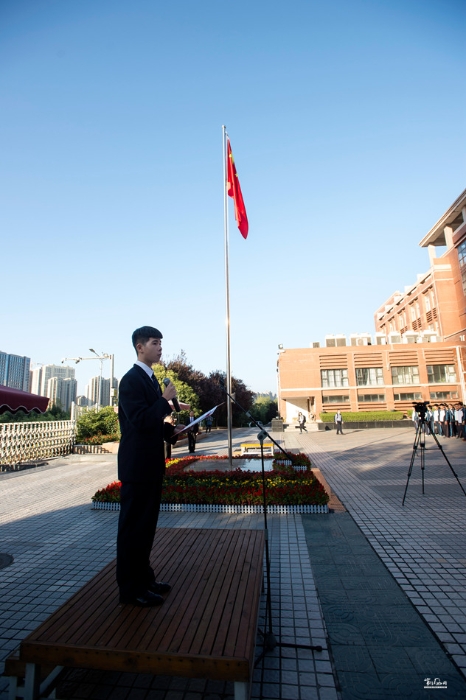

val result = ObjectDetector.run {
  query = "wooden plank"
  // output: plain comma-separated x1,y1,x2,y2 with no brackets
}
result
19,528,264,683
19,642,251,681
191,530,253,656
166,530,245,655
107,528,222,651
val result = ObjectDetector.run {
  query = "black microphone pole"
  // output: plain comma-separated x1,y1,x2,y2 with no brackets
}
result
217,379,324,662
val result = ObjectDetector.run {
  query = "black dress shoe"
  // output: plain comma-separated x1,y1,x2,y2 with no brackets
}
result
120,591,164,607
148,581,171,595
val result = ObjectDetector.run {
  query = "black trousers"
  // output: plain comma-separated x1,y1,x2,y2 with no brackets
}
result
116,478,164,600
188,431,196,453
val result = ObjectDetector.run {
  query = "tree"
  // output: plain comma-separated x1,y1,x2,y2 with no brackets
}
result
152,365,201,421
249,396,278,425
203,371,254,427
0,403,70,423
75,406,119,441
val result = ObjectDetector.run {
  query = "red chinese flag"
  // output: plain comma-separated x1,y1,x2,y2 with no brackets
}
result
227,139,249,239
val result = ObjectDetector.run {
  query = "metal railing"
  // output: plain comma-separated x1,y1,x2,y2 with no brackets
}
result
0,420,76,469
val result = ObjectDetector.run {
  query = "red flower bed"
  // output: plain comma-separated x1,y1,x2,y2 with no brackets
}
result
92,454,328,507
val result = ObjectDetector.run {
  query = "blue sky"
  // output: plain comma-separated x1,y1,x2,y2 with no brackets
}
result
1,0,465,395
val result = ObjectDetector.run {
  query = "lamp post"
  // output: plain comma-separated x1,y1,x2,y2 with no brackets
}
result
62,351,115,409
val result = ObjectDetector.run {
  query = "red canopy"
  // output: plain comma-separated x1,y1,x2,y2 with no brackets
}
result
0,385,49,415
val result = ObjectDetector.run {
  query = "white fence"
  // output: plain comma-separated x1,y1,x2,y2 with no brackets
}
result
0,420,76,469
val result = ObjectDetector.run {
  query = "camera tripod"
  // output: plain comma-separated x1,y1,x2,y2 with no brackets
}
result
402,415,466,506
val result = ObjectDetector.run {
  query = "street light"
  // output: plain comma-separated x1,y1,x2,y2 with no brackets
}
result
61,351,115,408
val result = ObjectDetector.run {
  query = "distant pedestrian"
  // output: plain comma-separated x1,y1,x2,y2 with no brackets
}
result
205,415,213,433
187,410,198,453
335,411,343,434
297,412,307,433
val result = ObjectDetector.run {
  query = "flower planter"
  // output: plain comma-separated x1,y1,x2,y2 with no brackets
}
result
92,501,328,514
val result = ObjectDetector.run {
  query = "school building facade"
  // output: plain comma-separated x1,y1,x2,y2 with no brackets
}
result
278,188,466,423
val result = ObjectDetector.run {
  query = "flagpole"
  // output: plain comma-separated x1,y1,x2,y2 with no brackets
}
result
222,125,233,465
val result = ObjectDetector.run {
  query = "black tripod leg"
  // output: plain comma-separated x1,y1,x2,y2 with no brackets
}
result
402,425,421,506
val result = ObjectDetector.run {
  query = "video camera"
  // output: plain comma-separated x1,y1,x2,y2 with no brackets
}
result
412,400,430,419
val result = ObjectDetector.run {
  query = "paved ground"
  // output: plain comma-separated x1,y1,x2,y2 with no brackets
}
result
1,426,465,699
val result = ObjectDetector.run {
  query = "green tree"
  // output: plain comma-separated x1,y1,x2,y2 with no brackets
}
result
75,406,120,442
0,403,70,423
249,396,278,425
152,365,201,418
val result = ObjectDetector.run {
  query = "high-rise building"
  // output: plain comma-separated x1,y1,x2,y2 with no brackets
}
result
0,351,31,391
86,377,119,407
47,377,77,412
31,364,75,397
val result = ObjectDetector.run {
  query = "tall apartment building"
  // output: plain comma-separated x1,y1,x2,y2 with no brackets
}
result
31,364,75,397
278,189,466,421
0,351,31,391
86,376,119,407
47,377,78,412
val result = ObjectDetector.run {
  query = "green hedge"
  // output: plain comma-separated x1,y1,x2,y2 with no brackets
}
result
320,411,405,423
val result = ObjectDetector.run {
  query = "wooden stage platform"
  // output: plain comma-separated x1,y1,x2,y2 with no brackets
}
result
15,527,265,700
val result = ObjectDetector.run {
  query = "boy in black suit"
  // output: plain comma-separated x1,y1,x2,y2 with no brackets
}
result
116,326,182,607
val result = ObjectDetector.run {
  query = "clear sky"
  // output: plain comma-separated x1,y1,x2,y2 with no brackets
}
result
1,0,465,396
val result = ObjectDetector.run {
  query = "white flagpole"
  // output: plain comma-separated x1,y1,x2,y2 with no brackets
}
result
222,125,233,464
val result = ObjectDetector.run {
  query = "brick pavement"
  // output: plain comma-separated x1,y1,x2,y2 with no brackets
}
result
0,429,336,700
2,426,465,698
281,427,466,694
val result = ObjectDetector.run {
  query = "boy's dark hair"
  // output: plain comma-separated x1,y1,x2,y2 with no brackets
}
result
132,326,163,353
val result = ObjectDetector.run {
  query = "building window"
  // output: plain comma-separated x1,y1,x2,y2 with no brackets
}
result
321,369,348,388
430,391,459,400
355,367,384,386
458,240,466,296
427,365,457,383
410,305,416,321
357,394,385,402
424,293,431,313
322,395,350,404
391,366,419,385
394,392,422,401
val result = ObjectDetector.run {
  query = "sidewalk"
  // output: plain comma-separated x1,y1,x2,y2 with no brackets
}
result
1,428,465,698
283,427,466,697
0,429,335,700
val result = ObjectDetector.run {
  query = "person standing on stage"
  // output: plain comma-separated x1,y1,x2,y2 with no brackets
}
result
116,326,183,607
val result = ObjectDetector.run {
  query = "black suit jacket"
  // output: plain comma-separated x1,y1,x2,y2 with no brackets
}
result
118,364,173,483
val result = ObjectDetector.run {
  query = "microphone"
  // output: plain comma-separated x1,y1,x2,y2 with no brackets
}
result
163,378,180,412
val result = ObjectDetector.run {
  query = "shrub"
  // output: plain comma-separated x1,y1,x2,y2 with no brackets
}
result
320,411,404,423
76,406,120,442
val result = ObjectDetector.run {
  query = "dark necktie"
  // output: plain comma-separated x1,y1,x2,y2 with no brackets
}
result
151,374,161,397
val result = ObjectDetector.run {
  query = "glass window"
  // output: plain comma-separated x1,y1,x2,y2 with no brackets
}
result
356,367,384,386
322,395,350,404
424,294,431,312
321,369,348,388
394,392,422,401
427,365,457,383
391,366,420,385
357,394,385,402
410,306,416,321
458,241,466,296
430,391,459,400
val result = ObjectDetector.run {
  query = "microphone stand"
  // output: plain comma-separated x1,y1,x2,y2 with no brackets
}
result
218,381,324,665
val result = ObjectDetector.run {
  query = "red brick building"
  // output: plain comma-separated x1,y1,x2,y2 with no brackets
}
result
278,189,466,423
